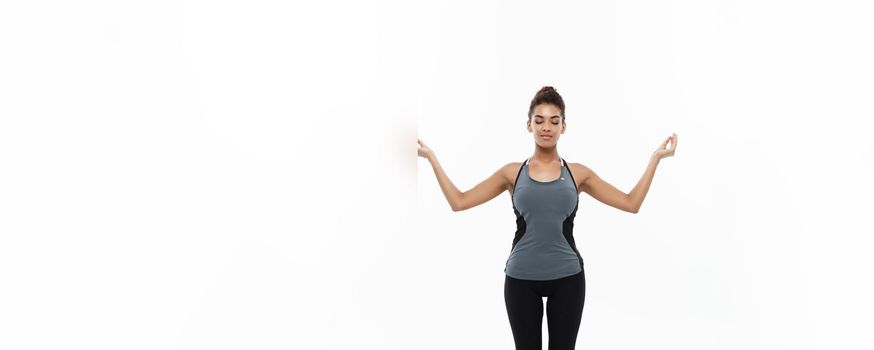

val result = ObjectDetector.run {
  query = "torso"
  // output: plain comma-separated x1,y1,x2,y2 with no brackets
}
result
503,156,585,280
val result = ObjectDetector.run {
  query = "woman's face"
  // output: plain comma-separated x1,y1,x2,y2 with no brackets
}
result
527,103,565,146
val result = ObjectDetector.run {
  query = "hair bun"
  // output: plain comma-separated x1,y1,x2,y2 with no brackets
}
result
528,85,565,120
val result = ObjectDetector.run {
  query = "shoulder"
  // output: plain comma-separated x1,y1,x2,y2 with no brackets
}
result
567,161,594,178
499,161,525,188
497,161,524,173
566,161,594,190
500,161,524,178
566,161,591,172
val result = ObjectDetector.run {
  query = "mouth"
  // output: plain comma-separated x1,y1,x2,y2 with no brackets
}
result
540,134,553,140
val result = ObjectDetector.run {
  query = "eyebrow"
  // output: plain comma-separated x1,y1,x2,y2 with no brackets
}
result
534,115,561,119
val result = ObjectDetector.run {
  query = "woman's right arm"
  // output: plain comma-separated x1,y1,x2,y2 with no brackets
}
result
425,154,464,211
418,139,509,212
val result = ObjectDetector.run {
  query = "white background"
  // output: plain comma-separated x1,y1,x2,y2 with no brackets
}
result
1,1,872,349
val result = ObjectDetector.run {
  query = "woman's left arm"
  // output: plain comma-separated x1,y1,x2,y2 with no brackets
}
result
578,133,677,214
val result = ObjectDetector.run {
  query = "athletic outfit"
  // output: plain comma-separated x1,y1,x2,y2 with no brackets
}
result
504,157,586,350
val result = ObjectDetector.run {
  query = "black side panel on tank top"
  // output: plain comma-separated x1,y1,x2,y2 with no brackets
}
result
561,159,584,270
510,158,528,249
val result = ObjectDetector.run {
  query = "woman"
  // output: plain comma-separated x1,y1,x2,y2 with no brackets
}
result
417,86,677,350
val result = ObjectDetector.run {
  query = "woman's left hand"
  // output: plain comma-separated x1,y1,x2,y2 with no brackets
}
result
653,133,678,160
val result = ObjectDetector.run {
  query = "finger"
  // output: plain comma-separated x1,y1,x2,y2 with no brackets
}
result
659,137,670,149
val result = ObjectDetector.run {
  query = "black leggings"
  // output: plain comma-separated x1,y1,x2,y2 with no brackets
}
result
504,269,586,350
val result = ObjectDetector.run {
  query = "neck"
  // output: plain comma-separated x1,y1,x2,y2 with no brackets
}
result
530,145,560,164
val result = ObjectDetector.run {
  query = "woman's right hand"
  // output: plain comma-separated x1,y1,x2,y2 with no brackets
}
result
417,138,434,159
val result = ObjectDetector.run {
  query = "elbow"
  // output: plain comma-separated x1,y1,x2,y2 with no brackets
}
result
451,195,466,212
625,196,640,214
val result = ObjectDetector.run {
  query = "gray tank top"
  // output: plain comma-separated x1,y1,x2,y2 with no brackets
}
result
504,157,584,280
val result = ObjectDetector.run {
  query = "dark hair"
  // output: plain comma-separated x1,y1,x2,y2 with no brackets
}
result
527,86,565,122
